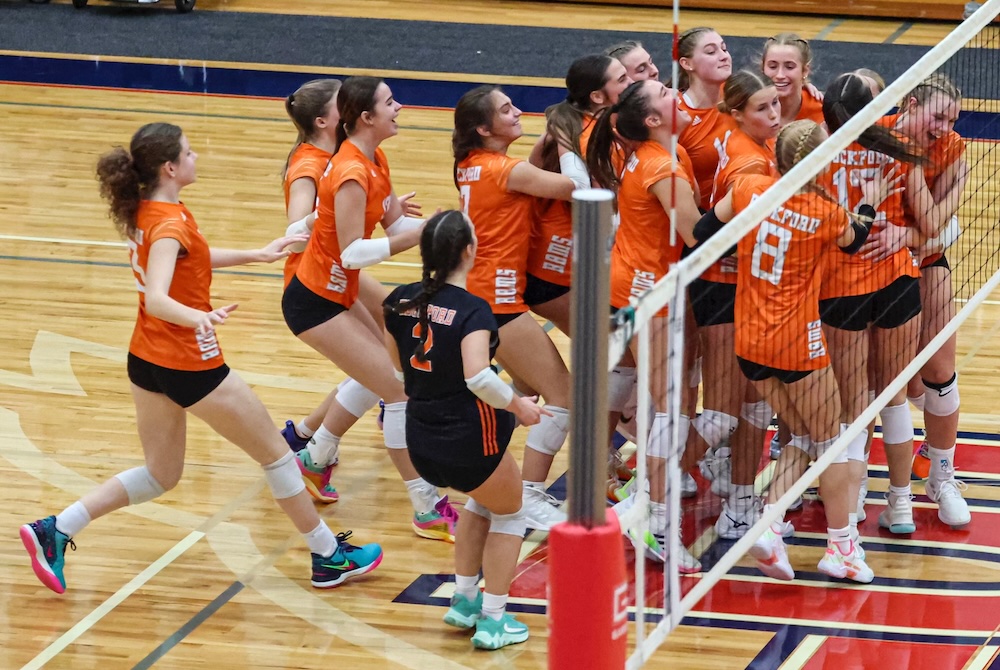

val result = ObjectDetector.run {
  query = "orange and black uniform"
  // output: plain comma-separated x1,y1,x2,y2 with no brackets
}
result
679,94,739,212
282,142,331,288
126,201,230,407
794,86,825,125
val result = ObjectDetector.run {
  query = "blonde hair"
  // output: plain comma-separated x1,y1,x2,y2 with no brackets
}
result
762,33,813,81
899,72,962,112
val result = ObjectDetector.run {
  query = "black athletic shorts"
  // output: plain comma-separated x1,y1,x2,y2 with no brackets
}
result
689,278,736,327
523,273,571,307
819,275,921,332
405,397,515,492
922,254,950,271
737,356,812,384
282,275,348,336
127,353,230,408
494,311,527,328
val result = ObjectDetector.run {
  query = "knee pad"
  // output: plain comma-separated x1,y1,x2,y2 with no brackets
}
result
381,401,408,449
489,507,527,537
741,400,773,430
465,497,492,520
115,466,166,506
923,373,959,417
880,402,914,444
846,425,869,462
526,406,569,456
648,412,671,458
692,410,738,449
262,451,306,499
608,366,637,413
814,435,848,464
335,377,380,418
908,394,926,411
787,434,812,458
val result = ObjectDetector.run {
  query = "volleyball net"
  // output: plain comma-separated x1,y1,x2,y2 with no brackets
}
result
605,3,1000,667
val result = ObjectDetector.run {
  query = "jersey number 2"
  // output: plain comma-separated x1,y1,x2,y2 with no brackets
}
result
410,323,434,372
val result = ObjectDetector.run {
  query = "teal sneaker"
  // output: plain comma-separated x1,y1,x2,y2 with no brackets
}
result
20,515,75,594
443,591,483,629
311,531,382,588
412,496,458,543
471,612,529,650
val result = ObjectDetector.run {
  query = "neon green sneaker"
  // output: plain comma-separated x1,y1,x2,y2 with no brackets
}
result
443,591,482,629
471,612,529,650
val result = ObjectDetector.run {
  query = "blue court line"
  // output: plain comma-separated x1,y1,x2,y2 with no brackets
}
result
131,580,245,669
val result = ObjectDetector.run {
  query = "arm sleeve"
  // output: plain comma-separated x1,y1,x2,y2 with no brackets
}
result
559,152,591,191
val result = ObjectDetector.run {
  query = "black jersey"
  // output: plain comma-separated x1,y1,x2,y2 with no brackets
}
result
384,283,500,401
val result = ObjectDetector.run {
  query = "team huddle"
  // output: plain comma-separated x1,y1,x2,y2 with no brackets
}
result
18,26,969,653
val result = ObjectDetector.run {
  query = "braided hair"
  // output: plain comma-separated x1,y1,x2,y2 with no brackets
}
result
385,210,473,363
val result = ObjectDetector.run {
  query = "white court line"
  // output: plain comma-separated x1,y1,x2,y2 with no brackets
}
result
777,634,827,670
0,233,422,268
22,531,205,670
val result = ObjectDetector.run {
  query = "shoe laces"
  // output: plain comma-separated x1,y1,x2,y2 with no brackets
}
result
437,497,459,523
335,531,357,549
933,477,968,500
528,487,562,508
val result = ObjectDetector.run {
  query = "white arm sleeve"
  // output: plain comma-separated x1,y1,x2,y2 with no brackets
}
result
559,152,591,191
383,215,424,237
465,367,514,409
284,211,317,253
340,237,391,269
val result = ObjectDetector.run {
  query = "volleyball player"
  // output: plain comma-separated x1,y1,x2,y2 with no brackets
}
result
283,76,460,543
588,79,703,571
761,34,825,126
20,123,383,594
453,85,576,531
384,210,547,650
605,40,660,82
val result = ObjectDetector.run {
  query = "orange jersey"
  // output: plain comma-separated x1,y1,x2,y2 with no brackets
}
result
704,128,777,284
795,86,826,124
282,142,331,288
733,175,848,371
458,149,536,314
295,140,392,309
127,201,224,371
610,141,691,316
818,141,919,298
679,94,739,211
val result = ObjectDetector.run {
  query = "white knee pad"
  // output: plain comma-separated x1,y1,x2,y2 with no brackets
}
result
880,402,914,444
115,466,166,506
814,435,848,464
489,507,527,537
464,497,492,520
692,410,738,449
923,374,960,417
741,400,773,430
846,425,869,462
908,394,926,411
526,406,569,456
335,377,380,419
382,401,408,450
608,366,637,413
262,451,306,499
787,434,812,458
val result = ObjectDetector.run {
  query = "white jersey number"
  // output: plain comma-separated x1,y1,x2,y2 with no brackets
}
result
750,221,792,286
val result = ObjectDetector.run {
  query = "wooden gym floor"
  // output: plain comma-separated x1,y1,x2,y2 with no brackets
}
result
2,2,1000,669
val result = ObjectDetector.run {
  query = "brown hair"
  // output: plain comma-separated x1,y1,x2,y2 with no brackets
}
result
542,54,617,171
452,85,501,188
718,70,775,115
853,68,886,93
676,27,715,91
762,33,813,81
335,76,383,151
96,122,183,239
586,81,652,191
284,78,341,179
899,72,962,113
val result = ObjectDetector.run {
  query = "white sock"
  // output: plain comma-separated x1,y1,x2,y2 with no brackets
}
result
304,520,338,557
405,478,439,515
482,592,508,621
295,420,316,439
828,525,852,554
306,426,341,467
649,501,667,535
55,501,91,538
889,484,912,499
848,512,859,541
764,503,786,535
523,480,545,491
927,445,956,481
454,574,480,601
730,485,755,512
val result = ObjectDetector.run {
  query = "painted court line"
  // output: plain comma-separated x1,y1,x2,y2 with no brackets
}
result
777,634,826,669
966,645,1000,669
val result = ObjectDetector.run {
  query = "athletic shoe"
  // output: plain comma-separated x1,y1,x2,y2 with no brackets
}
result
715,498,760,540
522,485,567,531
376,399,385,430
413,495,459,543
769,433,782,460
748,528,794,581
878,492,916,534
681,472,698,498
20,516,75,594
817,541,874,583
857,480,868,522
703,447,733,498
294,450,338,503
281,420,310,453
443,591,483,629
471,612,529,650
787,495,803,512
911,443,931,480
926,477,971,527
610,449,636,482
311,531,383,588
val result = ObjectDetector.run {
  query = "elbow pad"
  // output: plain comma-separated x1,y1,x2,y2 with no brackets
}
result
383,215,424,237
340,237,391,269
840,221,871,255
559,152,591,191
284,211,317,253
693,207,726,243
465,367,514,409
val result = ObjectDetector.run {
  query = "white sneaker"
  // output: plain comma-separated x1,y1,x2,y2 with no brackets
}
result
857,480,868,522
715,497,759,540
522,486,567,531
700,443,733,498
748,529,794,580
817,541,874,583
878,492,916,534
926,477,971,527
681,472,698,498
